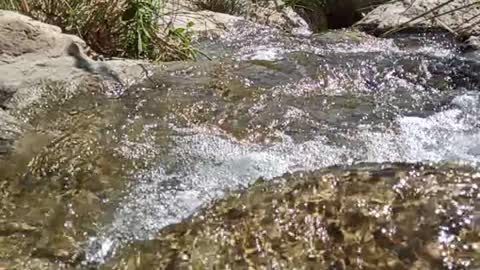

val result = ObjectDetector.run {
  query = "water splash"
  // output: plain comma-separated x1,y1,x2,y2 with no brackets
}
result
84,26,480,264
356,92,480,163
86,130,349,263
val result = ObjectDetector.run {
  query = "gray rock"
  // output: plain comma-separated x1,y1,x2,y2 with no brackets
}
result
158,9,243,38
356,0,480,36
0,10,87,103
0,11,151,156
243,0,310,34
0,10,86,64
161,0,310,35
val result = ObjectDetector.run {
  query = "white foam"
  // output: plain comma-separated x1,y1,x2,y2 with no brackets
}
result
357,92,480,163
240,46,286,61
86,130,348,263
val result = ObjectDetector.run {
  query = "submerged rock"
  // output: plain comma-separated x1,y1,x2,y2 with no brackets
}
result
104,162,480,269
0,81,140,269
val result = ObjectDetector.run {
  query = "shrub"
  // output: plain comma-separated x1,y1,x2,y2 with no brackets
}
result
0,0,198,61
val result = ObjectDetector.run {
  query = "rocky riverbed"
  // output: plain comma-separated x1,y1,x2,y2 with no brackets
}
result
102,162,480,269
1,0,480,269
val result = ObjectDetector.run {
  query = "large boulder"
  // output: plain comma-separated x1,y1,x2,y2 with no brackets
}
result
0,10,86,64
0,11,154,269
0,10,147,91
243,0,311,35
0,10,149,156
161,0,310,36
356,0,480,36
158,9,243,37
0,10,85,106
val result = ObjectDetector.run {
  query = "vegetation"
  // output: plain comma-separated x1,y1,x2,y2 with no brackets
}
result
0,0,199,61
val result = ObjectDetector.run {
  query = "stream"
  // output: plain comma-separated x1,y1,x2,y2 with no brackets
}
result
87,23,480,264
1,21,480,269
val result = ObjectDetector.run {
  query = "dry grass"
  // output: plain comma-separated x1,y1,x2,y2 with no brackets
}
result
0,0,198,61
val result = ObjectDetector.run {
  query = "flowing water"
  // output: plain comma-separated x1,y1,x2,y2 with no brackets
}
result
85,24,480,265
1,21,480,269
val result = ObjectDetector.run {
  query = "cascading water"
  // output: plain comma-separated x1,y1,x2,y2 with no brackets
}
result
84,21,480,265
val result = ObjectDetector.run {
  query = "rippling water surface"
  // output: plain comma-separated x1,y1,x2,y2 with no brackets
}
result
84,22,480,264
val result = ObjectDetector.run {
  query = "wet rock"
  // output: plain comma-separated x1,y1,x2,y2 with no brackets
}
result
7,258,68,270
0,123,128,268
0,85,16,109
0,10,154,263
104,162,480,269
0,80,139,269
311,29,373,44
357,0,480,36
0,108,26,155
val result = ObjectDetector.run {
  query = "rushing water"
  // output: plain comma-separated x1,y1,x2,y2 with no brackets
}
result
79,22,480,265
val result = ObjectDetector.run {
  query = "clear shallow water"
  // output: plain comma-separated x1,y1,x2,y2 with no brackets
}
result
85,23,480,264
87,92,480,263
86,130,350,262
